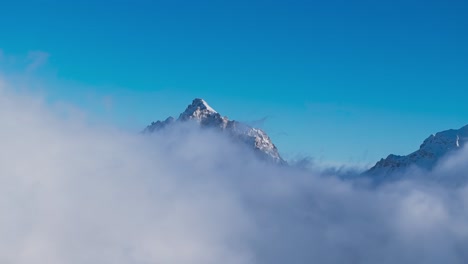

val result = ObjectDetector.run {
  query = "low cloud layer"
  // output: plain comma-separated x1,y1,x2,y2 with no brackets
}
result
1,83,468,264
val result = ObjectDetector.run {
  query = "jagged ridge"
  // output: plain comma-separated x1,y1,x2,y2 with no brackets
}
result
144,98,286,164
366,124,468,176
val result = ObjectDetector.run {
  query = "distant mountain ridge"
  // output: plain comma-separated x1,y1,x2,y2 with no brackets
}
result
145,99,467,174
144,98,286,164
366,124,468,176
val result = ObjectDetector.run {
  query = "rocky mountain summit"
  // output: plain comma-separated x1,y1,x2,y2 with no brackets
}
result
144,98,286,164
366,124,468,176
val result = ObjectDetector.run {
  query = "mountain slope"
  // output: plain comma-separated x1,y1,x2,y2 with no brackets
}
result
366,124,468,176
144,98,286,164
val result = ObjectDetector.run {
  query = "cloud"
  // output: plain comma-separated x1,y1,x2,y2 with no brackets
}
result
26,51,49,72
0,80,468,263
102,95,114,112
244,116,270,127
0,50,49,73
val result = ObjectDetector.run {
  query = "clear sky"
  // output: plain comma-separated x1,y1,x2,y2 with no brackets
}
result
0,0,467,166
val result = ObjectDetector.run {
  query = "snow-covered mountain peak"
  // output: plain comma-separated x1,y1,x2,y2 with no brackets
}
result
144,98,286,164
366,124,468,176
179,98,219,121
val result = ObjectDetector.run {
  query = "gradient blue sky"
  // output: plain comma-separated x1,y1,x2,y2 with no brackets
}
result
0,0,467,166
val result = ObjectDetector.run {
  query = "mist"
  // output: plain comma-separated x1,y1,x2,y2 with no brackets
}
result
1,83,468,264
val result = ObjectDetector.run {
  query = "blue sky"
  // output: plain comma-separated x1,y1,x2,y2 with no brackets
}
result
0,0,467,165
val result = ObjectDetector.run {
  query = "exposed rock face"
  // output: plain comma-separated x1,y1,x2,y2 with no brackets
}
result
144,98,286,164
366,125,468,176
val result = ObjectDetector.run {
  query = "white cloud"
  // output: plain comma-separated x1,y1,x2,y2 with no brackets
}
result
0,80,468,263
26,51,49,72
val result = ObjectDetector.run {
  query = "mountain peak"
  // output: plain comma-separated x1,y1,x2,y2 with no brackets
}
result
366,124,468,176
144,98,286,164
188,98,217,113
179,98,219,121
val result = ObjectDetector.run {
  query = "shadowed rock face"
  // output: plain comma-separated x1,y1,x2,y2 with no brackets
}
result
144,98,286,164
366,125,468,176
